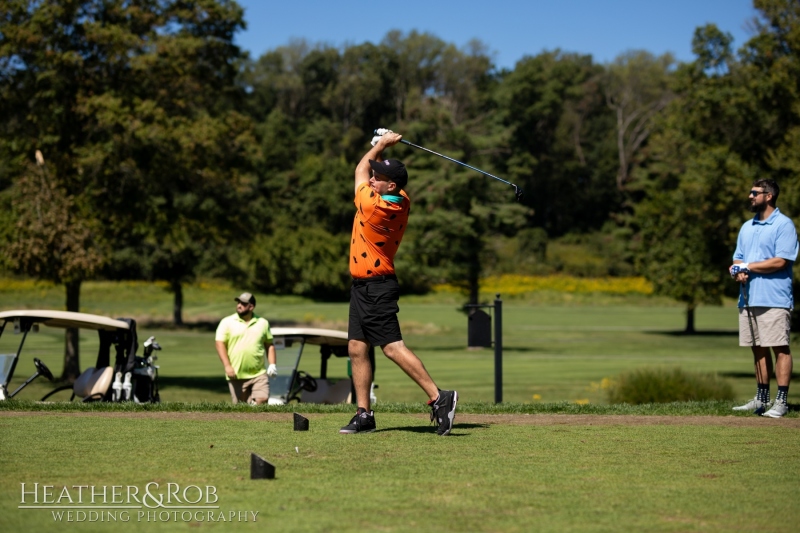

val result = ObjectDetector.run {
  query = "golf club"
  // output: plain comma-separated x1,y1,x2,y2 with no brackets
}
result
373,128,524,201
741,279,771,415
741,281,757,347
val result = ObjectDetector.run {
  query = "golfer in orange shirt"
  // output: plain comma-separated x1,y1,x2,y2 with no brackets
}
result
340,131,458,436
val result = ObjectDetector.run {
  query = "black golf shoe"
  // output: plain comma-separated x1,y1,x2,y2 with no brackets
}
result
430,390,458,436
339,410,376,434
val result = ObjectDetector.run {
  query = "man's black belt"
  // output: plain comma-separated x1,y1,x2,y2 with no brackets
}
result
352,274,397,286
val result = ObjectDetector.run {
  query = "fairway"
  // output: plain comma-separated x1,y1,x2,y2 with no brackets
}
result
2,285,800,531
1,411,798,532
3,296,798,406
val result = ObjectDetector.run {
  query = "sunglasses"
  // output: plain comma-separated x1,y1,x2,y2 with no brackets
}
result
749,190,770,197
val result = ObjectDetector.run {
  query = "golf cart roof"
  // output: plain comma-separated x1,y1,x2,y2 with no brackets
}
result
0,310,130,331
271,327,348,346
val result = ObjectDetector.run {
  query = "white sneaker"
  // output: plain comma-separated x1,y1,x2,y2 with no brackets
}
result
732,397,769,412
762,400,788,418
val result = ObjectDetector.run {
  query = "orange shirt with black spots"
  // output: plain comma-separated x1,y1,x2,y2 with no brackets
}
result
350,183,410,278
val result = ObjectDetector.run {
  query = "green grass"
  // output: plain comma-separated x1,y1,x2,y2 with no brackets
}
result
2,280,800,532
1,280,797,406
0,398,780,416
1,413,798,532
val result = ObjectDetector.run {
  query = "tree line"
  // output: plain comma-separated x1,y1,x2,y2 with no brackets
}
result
0,0,798,378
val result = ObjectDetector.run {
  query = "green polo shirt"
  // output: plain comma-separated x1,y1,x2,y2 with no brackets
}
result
215,313,273,380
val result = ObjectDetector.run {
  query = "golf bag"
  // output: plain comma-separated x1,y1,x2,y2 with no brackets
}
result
97,319,160,403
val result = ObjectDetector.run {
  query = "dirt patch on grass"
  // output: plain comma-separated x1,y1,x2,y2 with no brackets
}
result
451,414,800,428
1,411,798,428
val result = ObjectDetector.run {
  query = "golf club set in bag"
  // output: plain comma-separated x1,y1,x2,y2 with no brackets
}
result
37,322,163,403
371,128,524,202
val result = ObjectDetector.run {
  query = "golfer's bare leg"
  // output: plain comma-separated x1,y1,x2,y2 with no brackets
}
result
772,346,792,387
381,340,439,401
349,339,373,410
752,346,774,385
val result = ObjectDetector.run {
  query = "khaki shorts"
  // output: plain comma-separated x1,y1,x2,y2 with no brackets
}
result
739,307,791,347
228,373,270,404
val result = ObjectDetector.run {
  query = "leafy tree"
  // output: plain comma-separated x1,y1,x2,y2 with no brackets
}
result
633,1,800,331
395,90,528,302
1,154,104,376
633,140,749,332
0,0,257,375
83,0,258,326
243,32,526,302
603,50,675,192
497,51,620,236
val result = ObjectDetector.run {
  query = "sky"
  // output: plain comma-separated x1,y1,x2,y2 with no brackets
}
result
232,0,760,69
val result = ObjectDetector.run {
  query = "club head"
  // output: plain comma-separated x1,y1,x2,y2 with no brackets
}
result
514,185,524,202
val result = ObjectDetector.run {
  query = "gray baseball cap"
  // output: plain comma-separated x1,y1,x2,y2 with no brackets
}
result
234,292,255,305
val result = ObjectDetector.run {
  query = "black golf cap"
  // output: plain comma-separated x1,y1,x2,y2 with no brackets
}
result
369,159,408,190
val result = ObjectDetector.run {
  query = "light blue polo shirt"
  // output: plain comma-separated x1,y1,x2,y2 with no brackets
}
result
733,207,798,308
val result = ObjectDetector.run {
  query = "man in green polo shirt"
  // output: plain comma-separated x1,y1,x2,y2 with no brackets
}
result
214,292,277,405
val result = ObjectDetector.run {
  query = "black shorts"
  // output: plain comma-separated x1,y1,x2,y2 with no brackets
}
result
348,276,403,346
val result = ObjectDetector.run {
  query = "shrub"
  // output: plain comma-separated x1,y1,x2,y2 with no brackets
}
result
433,274,653,296
607,367,735,404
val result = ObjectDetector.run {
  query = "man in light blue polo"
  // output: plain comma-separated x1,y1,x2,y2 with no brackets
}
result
729,179,798,418
215,292,277,405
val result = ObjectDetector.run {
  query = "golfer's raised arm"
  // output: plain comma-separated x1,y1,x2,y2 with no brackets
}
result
355,132,402,193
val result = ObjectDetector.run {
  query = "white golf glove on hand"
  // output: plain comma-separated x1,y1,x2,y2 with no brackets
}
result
371,128,393,146
729,263,749,278
267,364,278,377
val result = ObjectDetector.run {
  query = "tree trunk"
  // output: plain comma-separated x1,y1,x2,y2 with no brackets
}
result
62,280,81,382
172,279,184,326
685,305,696,334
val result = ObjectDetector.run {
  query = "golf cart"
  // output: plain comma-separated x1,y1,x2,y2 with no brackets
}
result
268,327,376,405
0,310,162,403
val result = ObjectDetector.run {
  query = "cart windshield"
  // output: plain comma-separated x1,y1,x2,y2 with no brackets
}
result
0,354,14,387
268,336,304,403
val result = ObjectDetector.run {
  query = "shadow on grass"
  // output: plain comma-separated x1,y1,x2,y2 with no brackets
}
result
646,330,738,337
376,422,489,435
158,376,229,394
419,345,538,353
719,371,800,380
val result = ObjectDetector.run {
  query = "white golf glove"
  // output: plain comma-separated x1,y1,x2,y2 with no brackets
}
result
730,263,749,278
267,364,278,377
371,128,393,146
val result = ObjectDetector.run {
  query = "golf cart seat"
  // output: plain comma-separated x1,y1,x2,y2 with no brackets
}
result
0,310,162,403
72,366,113,401
300,378,353,404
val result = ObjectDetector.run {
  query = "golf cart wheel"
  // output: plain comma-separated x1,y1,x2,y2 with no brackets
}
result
40,385,74,401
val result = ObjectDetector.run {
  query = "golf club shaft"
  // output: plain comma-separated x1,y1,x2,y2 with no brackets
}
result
742,282,756,347
398,139,516,188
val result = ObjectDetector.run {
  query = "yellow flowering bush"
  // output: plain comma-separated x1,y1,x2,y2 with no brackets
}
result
433,274,653,296
0,279,55,292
